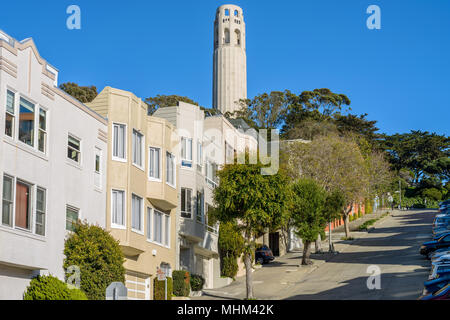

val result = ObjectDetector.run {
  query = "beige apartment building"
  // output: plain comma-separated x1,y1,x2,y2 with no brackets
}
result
87,87,178,300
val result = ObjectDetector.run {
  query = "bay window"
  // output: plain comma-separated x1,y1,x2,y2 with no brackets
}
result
131,194,143,233
181,188,192,218
132,129,143,168
149,147,161,180
18,97,35,147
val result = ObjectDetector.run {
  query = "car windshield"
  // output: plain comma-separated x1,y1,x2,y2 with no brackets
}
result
433,283,450,296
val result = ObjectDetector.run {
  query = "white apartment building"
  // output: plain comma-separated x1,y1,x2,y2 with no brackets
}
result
0,30,107,299
154,102,257,289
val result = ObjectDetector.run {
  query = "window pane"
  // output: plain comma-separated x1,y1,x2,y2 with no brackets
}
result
147,208,152,240
164,215,170,246
113,124,126,159
19,98,35,146
68,136,80,150
6,90,15,114
132,131,142,166
132,195,142,231
155,149,160,179
5,113,13,137
36,188,46,236
181,189,186,212
66,206,79,231
95,154,100,173
39,109,46,131
112,190,124,226
38,130,46,152
68,136,80,163
2,175,13,226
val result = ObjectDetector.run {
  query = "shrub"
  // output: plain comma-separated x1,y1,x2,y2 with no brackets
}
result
63,221,125,300
23,275,87,300
190,274,205,292
173,270,190,297
153,277,173,300
218,222,244,279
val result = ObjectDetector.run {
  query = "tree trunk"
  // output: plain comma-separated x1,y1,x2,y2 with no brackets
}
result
343,213,350,238
301,240,312,265
314,234,322,253
243,252,254,299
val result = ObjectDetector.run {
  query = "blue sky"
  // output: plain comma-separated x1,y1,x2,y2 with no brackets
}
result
1,0,449,136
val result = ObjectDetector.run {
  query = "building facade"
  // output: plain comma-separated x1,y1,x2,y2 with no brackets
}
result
0,30,107,299
154,102,258,289
87,87,178,300
213,4,247,114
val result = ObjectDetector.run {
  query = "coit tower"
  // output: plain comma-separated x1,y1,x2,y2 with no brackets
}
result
213,4,247,114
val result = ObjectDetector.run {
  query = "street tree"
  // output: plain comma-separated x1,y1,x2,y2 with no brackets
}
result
213,159,291,299
290,179,326,265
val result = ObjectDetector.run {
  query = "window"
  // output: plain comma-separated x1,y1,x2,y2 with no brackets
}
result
94,148,102,189
153,210,163,244
152,209,170,247
164,214,170,247
38,108,47,153
225,9,230,16
67,135,81,164
113,123,126,160
5,90,15,137
149,147,161,180
18,97,35,147
166,152,175,186
2,175,14,226
224,28,230,44
132,130,143,168
131,194,143,233
181,188,192,218
234,10,239,17
206,161,218,187
197,141,203,170
112,189,125,227
196,191,204,223
225,142,235,164
181,137,193,167
35,188,46,236
147,208,152,240
235,29,241,46
66,206,79,231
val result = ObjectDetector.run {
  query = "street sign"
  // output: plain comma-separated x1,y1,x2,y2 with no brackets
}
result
106,282,128,300
157,268,166,281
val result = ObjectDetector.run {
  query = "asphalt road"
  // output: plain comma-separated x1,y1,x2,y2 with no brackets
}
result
284,209,435,300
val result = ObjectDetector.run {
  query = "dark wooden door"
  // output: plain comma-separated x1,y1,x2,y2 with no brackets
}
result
269,232,280,256
15,182,29,229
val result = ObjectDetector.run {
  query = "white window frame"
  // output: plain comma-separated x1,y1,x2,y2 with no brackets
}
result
153,209,163,245
132,129,144,170
164,213,170,248
181,137,193,168
111,189,126,229
37,107,47,154
66,205,80,232
18,96,36,149
148,147,161,181
150,209,170,248
5,89,15,139
131,193,144,234
1,174,14,228
94,147,102,190
112,123,127,162
35,187,46,236
166,152,176,188
67,134,82,165
146,207,152,241
197,141,203,170
181,187,192,219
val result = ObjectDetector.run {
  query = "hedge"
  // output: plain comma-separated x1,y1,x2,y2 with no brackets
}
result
153,277,173,300
23,275,87,300
63,221,125,300
218,222,244,279
173,270,190,296
190,274,205,292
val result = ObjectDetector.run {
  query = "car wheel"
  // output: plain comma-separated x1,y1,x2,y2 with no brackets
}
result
256,258,264,265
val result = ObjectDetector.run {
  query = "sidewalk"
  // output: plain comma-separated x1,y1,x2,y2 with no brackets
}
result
196,209,400,300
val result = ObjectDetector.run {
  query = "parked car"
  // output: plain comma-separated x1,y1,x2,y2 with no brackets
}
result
429,263,450,280
420,234,450,256
433,226,450,237
423,275,450,295
433,216,450,228
430,249,450,260
432,254,450,264
255,245,275,264
433,231,450,241
419,283,450,300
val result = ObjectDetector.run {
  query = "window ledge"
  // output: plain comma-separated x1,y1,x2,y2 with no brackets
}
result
148,177,162,183
146,239,170,249
112,157,127,163
3,138,49,162
111,224,126,230
0,225,46,242
66,159,82,170
131,229,145,236
132,163,145,172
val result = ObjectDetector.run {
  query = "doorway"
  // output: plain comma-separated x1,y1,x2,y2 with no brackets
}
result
269,232,280,256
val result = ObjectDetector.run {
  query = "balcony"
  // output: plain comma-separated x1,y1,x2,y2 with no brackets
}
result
179,219,219,258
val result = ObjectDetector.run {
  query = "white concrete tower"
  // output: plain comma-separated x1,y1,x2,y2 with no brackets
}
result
213,4,247,114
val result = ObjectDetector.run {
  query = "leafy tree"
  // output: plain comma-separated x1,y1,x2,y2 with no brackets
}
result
59,82,98,103
283,88,351,136
333,113,380,149
282,135,371,238
381,130,449,184
290,179,327,265
63,221,125,300
218,221,244,279
145,94,200,115
234,91,289,129
213,158,291,299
